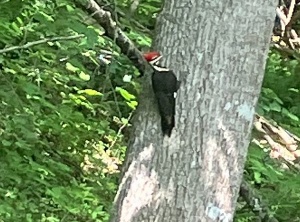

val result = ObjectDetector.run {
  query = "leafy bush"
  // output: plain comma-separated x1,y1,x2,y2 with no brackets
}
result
0,0,153,220
2,0,300,221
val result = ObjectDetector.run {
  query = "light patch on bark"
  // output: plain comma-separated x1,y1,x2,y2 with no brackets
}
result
206,203,233,222
237,102,255,121
116,144,160,221
224,102,232,111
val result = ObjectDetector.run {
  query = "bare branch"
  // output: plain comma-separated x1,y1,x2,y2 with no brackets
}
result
287,0,296,22
0,34,85,54
74,0,147,75
276,7,289,26
276,1,295,27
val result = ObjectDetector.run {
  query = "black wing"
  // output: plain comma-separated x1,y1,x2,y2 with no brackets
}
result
152,69,178,137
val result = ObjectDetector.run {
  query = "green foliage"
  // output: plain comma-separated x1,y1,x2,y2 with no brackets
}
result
235,50,300,221
2,0,300,220
236,145,300,221
0,0,156,220
257,51,300,126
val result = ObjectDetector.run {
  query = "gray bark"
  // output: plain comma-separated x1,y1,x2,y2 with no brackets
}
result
111,1,277,221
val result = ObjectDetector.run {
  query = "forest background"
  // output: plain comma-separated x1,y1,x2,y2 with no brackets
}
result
1,0,300,221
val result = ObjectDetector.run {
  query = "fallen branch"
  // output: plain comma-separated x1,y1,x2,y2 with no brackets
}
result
74,0,147,75
271,42,297,59
273,1,300,49
253,114,300,163
276,7,289,26
0,34,84,54
287,0,296,23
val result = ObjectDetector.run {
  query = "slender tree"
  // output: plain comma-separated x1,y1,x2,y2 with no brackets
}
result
111,1,277,221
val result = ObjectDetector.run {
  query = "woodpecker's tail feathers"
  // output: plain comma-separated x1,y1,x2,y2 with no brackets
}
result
155,92,176,137
161,114,175,137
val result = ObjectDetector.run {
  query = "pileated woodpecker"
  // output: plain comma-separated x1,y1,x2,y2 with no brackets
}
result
143,51,180,137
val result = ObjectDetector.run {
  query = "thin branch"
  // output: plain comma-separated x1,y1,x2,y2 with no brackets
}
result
74,0,147,75
0,34,85,54
287,0,296,23
276,0,295,27
276,7,289,26
109,112,133,149
115,7,152,35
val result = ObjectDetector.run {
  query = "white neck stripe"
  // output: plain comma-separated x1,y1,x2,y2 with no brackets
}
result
153,65,170,72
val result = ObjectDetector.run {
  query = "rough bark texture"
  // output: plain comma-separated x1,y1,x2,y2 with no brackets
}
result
111,1,277,222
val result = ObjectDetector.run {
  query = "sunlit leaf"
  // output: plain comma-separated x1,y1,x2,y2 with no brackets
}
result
66,62,80,72
78,89,103,96
269,101,281,112
79,71,90,81
115,87,135,101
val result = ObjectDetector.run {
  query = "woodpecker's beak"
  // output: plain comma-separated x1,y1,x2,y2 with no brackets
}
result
149,55,163,66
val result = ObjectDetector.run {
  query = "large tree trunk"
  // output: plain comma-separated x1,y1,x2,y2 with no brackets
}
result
111,1,277,221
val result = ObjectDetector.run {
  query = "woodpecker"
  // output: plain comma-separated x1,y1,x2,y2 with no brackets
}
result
143,51,180,137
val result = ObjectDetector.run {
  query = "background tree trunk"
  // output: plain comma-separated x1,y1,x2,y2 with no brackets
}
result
111,1,277,221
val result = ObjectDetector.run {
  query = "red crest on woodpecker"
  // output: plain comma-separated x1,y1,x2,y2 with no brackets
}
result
143,51,161,62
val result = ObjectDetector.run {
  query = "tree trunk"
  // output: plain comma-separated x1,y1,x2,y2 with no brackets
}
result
111,1,277,221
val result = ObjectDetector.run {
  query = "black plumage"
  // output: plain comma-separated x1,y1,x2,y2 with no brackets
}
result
151,67,179,137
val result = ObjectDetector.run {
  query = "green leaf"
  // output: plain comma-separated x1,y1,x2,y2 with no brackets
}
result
2,140,12,146
37,12,54,22
126,101,138,110
256,105,265,116
11,22,20,34
282,108,299,122
273,96,283,105
254,171,262,184
79,71,90,81
262,104,270,112
288,88,299,93
66,62,80,72
65,5,75,12
16,17,23,26
78,89,102,96
116,87,136,101
85,27,99,48
269,101,281,112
